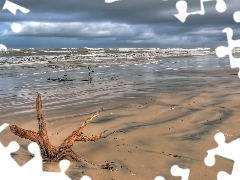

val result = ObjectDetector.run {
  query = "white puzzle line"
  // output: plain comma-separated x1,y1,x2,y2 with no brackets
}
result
215,28,240,78
174,0,227,23
2,0,30,15
170,165,190,180
154,176,165,180
154,165,190,180
0,123,9,132
2,0,30,33
80,175,92,180
205,132,240,180
233,11,240,23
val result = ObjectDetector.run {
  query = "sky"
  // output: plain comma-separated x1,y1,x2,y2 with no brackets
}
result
0,0,239,49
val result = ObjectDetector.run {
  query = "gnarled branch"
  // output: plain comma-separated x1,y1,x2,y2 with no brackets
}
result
60,113,99,149
10,125,38,142
76,130,115,142
9,94,113,165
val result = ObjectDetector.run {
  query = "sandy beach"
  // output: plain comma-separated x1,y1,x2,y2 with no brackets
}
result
0,63,240,179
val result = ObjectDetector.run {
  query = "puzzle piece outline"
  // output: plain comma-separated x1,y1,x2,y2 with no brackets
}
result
0,142,92,180
2,0,30,33
154,165,190,180
2,0,30,15
0,123,92,180
174,0,227,23
215,27,240,78
233,11,240,23
205,132,240,180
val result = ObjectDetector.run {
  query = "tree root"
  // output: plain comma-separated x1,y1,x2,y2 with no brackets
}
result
9,94,114,166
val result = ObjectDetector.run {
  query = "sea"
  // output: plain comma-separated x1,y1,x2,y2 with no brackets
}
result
0,48,233,119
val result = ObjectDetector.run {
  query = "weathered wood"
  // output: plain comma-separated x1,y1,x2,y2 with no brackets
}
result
9,94,113,164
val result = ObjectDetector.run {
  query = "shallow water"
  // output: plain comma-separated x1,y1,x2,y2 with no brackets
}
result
0,54,231,118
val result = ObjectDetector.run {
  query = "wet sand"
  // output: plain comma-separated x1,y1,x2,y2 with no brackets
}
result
1,68,240,180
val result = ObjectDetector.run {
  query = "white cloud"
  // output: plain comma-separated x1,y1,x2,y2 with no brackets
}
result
126,40,143,44
3,21,145,38
189,28,222,35
105,0,121,3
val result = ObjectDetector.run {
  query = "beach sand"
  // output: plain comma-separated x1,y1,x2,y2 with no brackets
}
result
0,68,240,180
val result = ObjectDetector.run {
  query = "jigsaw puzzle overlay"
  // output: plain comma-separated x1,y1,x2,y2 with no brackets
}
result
0,121,190,180
0,123,92,180
205,132,240,180
175,0,240,79
1,0,30,50
155,165,190,180
173,0,240,179
174,0,227,23
215,19,240,78
215,28,240,78
2,0,30,33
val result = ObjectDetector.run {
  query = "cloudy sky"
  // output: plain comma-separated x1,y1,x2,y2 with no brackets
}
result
0,0,239,49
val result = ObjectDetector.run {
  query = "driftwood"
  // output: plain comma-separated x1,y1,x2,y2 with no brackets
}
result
47,75,75,82
9,94,114,164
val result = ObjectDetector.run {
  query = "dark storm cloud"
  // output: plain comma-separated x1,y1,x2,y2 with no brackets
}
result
1,0,239,48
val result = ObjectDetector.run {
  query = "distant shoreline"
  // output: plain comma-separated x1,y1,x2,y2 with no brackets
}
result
0,47,217,57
